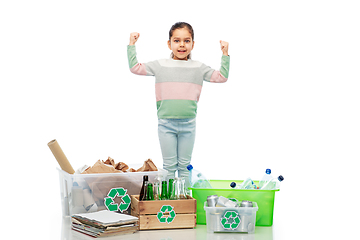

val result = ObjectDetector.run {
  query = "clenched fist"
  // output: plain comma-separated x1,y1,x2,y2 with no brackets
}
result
220,40,229,56
129,32,140,45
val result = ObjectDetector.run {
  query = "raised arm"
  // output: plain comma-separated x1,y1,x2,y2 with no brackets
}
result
207,40,230,83
127,32,158,76
127,32,146,75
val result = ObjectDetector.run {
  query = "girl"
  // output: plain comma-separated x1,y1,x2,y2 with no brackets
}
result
127,22,230,187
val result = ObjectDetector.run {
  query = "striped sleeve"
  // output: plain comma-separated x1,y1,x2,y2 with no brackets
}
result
127,45,138,69
206,55,230,83
127,45,158,76
220,55,230,78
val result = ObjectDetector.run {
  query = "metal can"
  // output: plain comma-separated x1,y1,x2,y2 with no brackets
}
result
225,199,238,208
239,200,254,232
240,200,253,207
216,196,228,207
216,196,238,208
207,195,218,207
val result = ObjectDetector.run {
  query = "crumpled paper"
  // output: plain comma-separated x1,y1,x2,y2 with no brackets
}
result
80,157,159,204
82,157,157,174
129,158,158,172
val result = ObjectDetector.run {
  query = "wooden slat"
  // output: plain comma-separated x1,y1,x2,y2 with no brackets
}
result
139,214,196,230
131,195,196,215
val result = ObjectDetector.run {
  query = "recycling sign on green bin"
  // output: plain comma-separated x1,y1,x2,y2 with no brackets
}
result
104,187,131,212
157,205,176,224
221,211,240,230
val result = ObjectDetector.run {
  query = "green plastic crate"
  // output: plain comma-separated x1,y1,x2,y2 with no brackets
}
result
190,180,279,226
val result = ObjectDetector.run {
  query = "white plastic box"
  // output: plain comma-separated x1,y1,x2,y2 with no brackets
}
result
204,202,258,234
58,167,167,217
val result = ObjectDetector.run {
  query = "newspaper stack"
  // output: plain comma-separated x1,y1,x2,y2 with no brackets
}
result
71,210,139,237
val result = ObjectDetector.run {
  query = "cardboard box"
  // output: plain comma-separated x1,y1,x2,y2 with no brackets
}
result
130,195,197,230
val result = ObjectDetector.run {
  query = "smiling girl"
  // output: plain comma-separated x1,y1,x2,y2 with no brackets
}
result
127,22,230,187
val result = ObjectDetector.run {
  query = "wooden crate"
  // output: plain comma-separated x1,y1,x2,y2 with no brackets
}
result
130,195,196,230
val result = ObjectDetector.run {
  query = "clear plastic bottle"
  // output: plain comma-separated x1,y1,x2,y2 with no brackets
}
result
261,175,284,190
259,169,273,189
187,165,212,188
230,178,256,189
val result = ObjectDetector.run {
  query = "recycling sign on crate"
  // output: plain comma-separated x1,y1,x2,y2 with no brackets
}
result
221,211,240,230
157,205,176,224
104,187,131,212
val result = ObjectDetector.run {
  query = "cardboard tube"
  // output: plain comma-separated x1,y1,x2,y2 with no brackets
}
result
48,139,75,174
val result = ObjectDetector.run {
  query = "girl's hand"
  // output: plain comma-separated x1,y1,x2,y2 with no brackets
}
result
220,40,229,56
129,32,140,45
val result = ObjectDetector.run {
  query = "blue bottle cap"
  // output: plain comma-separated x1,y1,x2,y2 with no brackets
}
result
230,182,236,188
278,175,284,181
266,169,271,174
187,164,193,171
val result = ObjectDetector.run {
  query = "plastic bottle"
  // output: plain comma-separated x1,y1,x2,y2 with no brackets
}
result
187,164,212,188
230,178,257,189
259,169,273,189
261,175,284,190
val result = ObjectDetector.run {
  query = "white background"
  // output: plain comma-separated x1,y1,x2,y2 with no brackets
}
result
1,0,359,239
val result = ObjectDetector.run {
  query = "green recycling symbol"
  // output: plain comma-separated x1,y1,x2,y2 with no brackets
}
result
221,211,240,230
157,205,176,224
104,187,131,212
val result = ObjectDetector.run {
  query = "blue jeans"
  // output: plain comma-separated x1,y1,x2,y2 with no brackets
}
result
158,118,196,184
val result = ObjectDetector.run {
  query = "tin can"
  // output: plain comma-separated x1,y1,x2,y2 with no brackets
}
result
216,196,238,208
240,200,253,207
239,200,254,232
207,195,218,207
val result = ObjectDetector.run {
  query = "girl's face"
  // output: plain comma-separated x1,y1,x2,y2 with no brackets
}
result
168,28,194,60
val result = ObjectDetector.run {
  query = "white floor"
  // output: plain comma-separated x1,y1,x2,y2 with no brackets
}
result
60,217,274,240
8,180,357,240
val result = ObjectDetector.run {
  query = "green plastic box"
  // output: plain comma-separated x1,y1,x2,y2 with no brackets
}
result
190,180,279,226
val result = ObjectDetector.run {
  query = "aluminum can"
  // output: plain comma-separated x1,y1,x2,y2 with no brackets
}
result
207,195,218,207
240,200,253,207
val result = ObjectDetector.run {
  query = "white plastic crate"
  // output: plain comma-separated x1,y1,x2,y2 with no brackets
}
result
58,167,167,217
204,201,258,233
